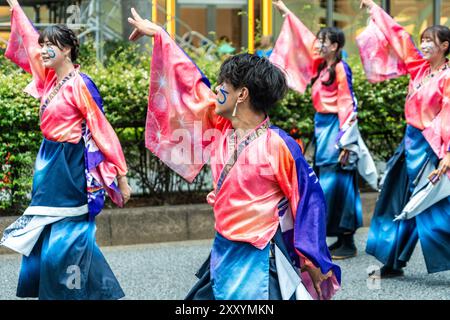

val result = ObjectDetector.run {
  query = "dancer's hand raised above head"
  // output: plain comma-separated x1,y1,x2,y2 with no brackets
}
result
360,0,375,9
128,8,162,41
6,0,19,8
273,0,291,16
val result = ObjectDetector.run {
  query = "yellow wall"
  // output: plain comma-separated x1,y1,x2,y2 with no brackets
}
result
391,0,434,39
442,2,450,27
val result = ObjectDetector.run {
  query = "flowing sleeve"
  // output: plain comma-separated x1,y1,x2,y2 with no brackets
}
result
444,76,450,155
146,29,230,183
367,4,425,80
72,74,128,180
423,72,450,169
270,12,323,93
336,62,358,129
356,20,408,83
5,5,49,98
270,129,341,300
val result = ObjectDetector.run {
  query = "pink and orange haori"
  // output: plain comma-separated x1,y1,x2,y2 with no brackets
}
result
0,5,127,299
357,4,450,274
145,29,341,300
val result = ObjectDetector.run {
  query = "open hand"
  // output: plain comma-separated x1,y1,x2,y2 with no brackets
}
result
339,149,350,166
6,0,19,8
360,0,375,9
118,176,132,205
428,152,450,184
128,7,161,41
303,265,333,300
273,0,290,16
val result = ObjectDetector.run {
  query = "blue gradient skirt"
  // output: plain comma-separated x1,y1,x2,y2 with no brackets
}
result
314,113,363,236
17,214,125,300
14,138,124,299
366,126,450,273
185,229,295,300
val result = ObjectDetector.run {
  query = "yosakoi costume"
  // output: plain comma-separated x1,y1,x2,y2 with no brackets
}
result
357,4,450,273
0,6,127,299
270,13,378,239
145,29,341,300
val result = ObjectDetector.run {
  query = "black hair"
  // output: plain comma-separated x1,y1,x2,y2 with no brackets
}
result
421,25,450,57
311,27,345,86
38,25,80,62
217,53,288,114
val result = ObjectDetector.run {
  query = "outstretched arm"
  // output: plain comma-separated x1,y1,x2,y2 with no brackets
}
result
6,0,19,8
270,1,323,93
360,0,424,79
273,0,291,16
127,8,162,41
5,0,48,97
128,8,229,182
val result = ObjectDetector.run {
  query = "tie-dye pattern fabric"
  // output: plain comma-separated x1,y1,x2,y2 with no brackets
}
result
359,4,450,165
4,5,127,213
367,126,450,273
146,29,340,299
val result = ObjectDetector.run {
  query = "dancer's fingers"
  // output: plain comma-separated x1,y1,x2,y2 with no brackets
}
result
131,7,143,21
314,282,323,300
129,28,143,41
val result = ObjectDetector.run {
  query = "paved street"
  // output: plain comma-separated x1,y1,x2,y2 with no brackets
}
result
0,228,449,300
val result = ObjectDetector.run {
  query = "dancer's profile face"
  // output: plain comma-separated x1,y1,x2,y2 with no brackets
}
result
214,81,240,118
420,32,447,62
39,37,69,69
314,35,337,59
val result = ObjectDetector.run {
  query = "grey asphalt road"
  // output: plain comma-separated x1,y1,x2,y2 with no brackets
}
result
0,228,449,300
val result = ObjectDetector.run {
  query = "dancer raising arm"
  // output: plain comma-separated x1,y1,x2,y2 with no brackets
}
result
270,0,378,260
1,0,131,299
127,8,341,300
359,0,450,278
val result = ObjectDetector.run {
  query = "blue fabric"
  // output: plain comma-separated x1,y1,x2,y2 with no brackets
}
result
186,228,295,300
341,61,358,112
79,73,109,219
17,214,124,299
271,126,341,283
189,126,341,300
30,138,87,208
314,113,341,166
319,165,363,235
313,113,363,235
367,125,450,273
210,232,270,300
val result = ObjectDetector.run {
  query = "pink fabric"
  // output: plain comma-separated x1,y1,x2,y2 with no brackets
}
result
368,4,426,80
5,5,47,98
208,119,284,250
364,4,450,161
270,13,321,94
146,30,227,183
147,30,340,298
5,5,127,206
356,20,408,83
271,13,355,128
311,61,356,128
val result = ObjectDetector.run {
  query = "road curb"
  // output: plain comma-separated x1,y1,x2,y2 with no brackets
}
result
0,192,378,255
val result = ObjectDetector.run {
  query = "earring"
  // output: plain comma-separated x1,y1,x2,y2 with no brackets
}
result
232,101,238,117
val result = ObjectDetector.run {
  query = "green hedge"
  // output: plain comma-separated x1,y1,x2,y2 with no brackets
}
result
0,42,408,215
